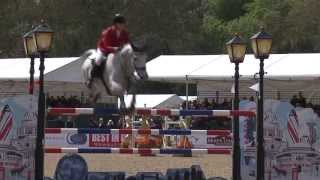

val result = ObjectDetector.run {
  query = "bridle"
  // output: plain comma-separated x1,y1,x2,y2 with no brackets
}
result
135,65,146,71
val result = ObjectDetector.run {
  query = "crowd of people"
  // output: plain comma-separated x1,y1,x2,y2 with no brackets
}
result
181,96,255,110
290,92,320,116
290,92,308,108
47,96,82,108
89,118,117,129
181,98,231,110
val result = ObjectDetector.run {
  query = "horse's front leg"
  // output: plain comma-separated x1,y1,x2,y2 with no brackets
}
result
119,95,126,110
130,94,136,111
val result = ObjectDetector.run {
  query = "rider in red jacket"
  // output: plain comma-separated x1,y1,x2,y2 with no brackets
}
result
89,14,130,86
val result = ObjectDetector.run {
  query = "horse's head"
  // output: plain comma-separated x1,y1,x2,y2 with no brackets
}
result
120,43,148,81
133,46,148,81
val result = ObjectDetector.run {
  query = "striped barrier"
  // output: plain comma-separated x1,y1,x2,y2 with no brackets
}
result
45,128,231,136
45,147,231,155
47,107,255,117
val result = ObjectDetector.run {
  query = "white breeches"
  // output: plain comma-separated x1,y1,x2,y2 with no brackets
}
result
95,48,107,66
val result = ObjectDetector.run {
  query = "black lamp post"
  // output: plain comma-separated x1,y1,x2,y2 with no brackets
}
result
32,21,54,180
250,27,272,180
23,29,38,94
226,34,247,180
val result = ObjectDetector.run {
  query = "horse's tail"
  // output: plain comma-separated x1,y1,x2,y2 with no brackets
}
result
81,49,95,59
80,49,96,86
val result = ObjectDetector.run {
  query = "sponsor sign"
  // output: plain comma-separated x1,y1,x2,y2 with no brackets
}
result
180,133,232,149
46,133,122,148
89,134,121,147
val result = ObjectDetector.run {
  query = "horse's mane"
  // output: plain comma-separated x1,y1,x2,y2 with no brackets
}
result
80,49,96,59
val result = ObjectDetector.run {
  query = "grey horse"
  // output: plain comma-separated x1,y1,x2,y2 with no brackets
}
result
80,43,148,111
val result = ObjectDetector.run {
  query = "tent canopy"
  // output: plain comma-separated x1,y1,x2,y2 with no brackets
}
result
2,53,320,83
146,54,320,82
0,57,78,79
120,94,184,108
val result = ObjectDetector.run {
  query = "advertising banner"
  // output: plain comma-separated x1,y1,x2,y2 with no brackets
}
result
0,95,37,180
240,99,320,180
45,133,122,148
179,133,232,149
88,133,121,148
46,132,231,149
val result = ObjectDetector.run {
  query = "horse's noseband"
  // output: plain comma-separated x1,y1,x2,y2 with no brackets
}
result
135,66,146,71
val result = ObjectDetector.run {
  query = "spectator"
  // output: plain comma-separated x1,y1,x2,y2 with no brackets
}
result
61,96,67,105
202,98,210,109
65,116,74,128
221,98,231,109
290,95,298,107
106,119,115,128
181,101,187,109
249,96,255,102
192,100,199,109
46,96,82,108
89,118,98,128
98,118,106,128
210,99,217,109
297,91,306,108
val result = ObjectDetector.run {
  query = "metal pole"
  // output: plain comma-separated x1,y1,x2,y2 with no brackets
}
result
256,58,265,180
233,62,241,180
29,56,35,94
35,52,45,180
186,75,189,109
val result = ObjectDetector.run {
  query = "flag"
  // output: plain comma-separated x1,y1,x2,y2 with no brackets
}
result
287,110,300,144
308,124,316,145
249,83,259,92
0,105,14,141
231,83,235,94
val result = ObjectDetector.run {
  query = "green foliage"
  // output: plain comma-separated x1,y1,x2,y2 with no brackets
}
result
207,0,251,22
1,0,320,58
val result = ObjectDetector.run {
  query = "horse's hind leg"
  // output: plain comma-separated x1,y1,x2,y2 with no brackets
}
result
129,94,136,112
119,95,126,128
89,92,100,104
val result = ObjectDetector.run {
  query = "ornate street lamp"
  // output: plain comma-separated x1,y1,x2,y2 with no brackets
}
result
33,21,54,180
250,27,272,180
226,34,246,180
23,28,37,94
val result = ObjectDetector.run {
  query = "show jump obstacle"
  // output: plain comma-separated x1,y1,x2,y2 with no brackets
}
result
47,107,256,117
45,108,255,155
45,147,231,155
45,128,230,136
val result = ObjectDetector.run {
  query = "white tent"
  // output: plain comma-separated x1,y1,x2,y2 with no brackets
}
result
0,57,83,98
146,54,320,81
146,54,320,102
0,57,77,79
120,94,184,108
1,53,320,103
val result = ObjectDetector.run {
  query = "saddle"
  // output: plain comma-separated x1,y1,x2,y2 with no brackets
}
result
89,54,112,95
90,56,107,79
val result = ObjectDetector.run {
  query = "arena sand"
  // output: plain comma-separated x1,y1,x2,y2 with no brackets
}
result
45,154,231,178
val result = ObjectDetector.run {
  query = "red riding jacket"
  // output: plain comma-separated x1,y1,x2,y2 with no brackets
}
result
97,25,130,54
